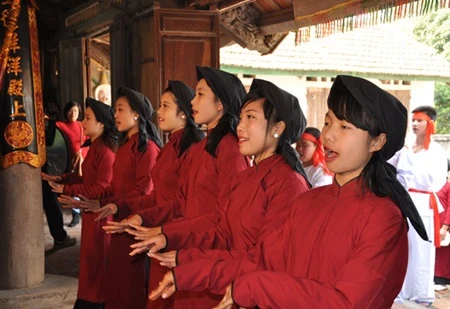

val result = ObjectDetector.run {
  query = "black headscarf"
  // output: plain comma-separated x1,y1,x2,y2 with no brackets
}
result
166,80,204,156
245,79,308,182
117,86,162,151
86,97,115,131
85,97,118,150
196,66,245,118
196,66,246,157
329,75,428,241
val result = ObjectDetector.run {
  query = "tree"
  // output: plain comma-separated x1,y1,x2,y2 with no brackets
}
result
414,9,450,134
435,82,450,134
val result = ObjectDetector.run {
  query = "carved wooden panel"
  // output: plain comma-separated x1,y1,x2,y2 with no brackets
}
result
154,7,219,97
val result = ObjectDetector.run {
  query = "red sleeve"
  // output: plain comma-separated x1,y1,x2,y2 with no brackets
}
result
61,173,83,184
174,173,308,261
117,192,156,218
437,182,450,225
164,216,231,251
174,246,263,295
174,217,288,295
63,149,115,198
163,139,248,239
232,210,408,308
255,174,308,242
214,136,249,220
135,159,191,227
111,143,159,220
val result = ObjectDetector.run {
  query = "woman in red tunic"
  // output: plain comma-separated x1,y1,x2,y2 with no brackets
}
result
150,75,428,309
120,67,249,308
435,161,450,289
130,79,310,281
59,87,162,309
44,97,118,309
56,101,89,226
102,80,204,309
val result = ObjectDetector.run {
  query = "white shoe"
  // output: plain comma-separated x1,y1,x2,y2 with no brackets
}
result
434,284,447,291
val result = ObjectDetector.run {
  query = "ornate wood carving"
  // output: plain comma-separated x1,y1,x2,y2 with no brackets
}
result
220,4,287,55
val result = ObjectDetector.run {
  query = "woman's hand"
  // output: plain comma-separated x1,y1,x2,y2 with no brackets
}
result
77,195,101,212
103,215,143,234
128,232,166,256
125,224,162,240
57,195,82,209
148,271,176,301
149,250,177,268
214,285,234,309
94,203,118,221
41,172,62,182
440,224,449,242
49,181,64,194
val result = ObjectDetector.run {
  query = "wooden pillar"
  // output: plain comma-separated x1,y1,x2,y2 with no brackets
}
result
0,0,45,289
0,166,44,288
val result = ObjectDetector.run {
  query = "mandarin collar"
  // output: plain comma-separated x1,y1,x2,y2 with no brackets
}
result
330,176,365,199
254,154,284,171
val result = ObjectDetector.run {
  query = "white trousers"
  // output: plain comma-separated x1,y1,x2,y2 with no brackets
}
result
399,214,436,303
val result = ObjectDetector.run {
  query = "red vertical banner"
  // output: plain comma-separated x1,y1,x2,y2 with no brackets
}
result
0,0,45,169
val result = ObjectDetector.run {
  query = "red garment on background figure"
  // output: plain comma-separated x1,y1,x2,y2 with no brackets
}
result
61,139,115,304
145,133,249,309
103,133,159,309
116,129,188,309
56,120,89,159
436,181,450,279
174,179,409,309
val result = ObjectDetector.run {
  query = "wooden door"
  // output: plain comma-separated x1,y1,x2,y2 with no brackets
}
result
58,38,87,117
153,6,220,100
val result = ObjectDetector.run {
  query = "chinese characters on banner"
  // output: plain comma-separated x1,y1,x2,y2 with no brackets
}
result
0,0,45,169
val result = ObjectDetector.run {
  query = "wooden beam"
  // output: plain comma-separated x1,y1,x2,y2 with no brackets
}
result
219,0,255,12
258,7,295,35
189,0,222,7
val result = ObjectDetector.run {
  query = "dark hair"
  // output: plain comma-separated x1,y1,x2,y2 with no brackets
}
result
63,101,81,120
242,91,284,153
92,113,119,153
205,94,238,157
328,90,393,198
163,89,204,157
303,127,321,140
412,105,437,121
116,95,160,153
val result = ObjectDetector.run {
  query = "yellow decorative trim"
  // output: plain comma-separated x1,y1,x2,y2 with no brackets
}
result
0,0,20,87
4,121,33,148
27,4,46,168
294,0,450,42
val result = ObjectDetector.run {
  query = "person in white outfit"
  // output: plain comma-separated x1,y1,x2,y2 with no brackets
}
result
389,105,448,307
296,127,333,188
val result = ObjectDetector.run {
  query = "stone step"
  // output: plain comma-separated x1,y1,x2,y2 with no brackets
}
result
0,275,77,309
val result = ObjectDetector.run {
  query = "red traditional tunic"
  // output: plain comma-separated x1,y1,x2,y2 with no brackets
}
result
164,155,309,256
56,120,89,159
174,178,409,309
436,181,450,279
116,129,188,309
102,133,159,309
61,139,115,304
145,133,249,309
